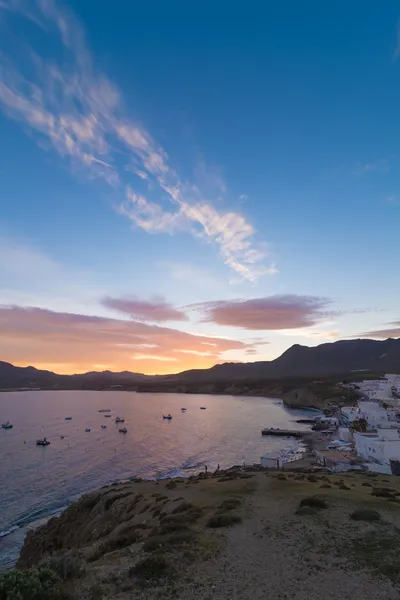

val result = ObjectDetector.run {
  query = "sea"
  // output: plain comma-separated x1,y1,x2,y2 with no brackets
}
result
0,390,314,569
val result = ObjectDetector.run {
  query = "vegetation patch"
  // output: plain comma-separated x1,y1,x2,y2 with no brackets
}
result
143,529,195,552
40,549,85,580
171,501,193,514
0,567,69,600
219,498,242,511
350,509,381,522
371,488,394,498
129,554,176,582
295,506,318,516
299,496,328,509
344,529,400,582
165,481,177,490
206,513,242,528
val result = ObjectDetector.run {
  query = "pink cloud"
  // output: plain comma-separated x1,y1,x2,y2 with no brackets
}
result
0,305,251,374
102,296,188,322
193,295,332,330
356,321,400,339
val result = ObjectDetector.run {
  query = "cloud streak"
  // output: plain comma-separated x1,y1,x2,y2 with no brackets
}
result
102,295,189,323
192,295,332,330
0,0,273,281
0,305,253,373
356,321,400,339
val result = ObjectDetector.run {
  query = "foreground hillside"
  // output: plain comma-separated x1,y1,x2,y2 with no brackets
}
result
8,468,400,599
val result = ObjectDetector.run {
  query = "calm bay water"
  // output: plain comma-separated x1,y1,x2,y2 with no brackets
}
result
0,390,312,568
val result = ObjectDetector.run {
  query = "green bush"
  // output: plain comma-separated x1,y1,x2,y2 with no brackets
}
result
295,506,318,516
350,509,381,522
206,513,242,528
0,567,68,600
219,498,241,511
299,496,327,509
129,554,175,581
40,550,85,580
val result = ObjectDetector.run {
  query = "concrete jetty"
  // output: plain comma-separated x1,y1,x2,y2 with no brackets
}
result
261,428,307,438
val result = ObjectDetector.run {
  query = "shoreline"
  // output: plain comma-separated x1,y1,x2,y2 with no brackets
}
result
0,387,327,412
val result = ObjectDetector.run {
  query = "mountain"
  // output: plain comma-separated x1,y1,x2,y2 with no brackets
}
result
1,338,400,390
0,361,158,390
174,338,400,382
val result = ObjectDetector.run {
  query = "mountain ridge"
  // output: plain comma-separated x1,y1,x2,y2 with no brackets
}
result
1,337,400,390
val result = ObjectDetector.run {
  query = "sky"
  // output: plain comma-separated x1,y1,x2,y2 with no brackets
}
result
1,0,400,375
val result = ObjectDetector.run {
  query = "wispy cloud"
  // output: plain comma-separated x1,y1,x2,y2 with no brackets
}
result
356,321,400,339
102,295,189,323
353,159,390,176
191,295,333,331
0,0,273,281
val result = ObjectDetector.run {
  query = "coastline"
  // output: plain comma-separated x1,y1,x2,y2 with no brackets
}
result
8,463,400,600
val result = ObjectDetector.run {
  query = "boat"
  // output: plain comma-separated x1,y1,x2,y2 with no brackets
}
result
104,414,112,418
119,427,127,434
60,435,65,439
65,417,72,421
1,421,13,429
101,425,107,429
181,408,187,411
85,428,91,432
200,407,206,410
115,417,125,423
163,414,172,420
36,438,50,446
98,409,111,413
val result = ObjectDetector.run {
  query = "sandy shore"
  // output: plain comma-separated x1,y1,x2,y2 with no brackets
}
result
12,464,400,600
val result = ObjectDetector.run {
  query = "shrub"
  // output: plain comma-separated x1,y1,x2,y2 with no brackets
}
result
371,489,394,498
319,484,332,489
88,583,104,600
171,501,193,515
143,530,194,552
165,481,177,490
0,567,68,600
40,550,85,580
219,499,242,511
295,506,318,516
299,496,327,509
129,555,175,581
350,509,381,522
206,513,242,529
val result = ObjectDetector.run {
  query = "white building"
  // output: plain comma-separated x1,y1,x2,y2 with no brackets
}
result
354,428,400,469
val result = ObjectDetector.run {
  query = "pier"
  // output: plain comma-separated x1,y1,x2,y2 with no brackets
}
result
261,428,307,438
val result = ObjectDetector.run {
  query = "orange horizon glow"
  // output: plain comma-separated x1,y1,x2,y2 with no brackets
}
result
0,306,255,376
11,356,229,376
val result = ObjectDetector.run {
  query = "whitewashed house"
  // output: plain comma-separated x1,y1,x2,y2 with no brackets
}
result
354,428,400,470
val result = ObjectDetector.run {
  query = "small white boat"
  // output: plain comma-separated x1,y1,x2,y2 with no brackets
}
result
1,421,13,429
85,428,91,432
115,417,125,423
163,414,172,420
119,427,127,434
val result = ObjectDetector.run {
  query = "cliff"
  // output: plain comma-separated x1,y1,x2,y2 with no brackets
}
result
11,469,400,600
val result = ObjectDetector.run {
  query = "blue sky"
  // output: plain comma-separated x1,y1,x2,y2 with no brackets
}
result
0,0,399,374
